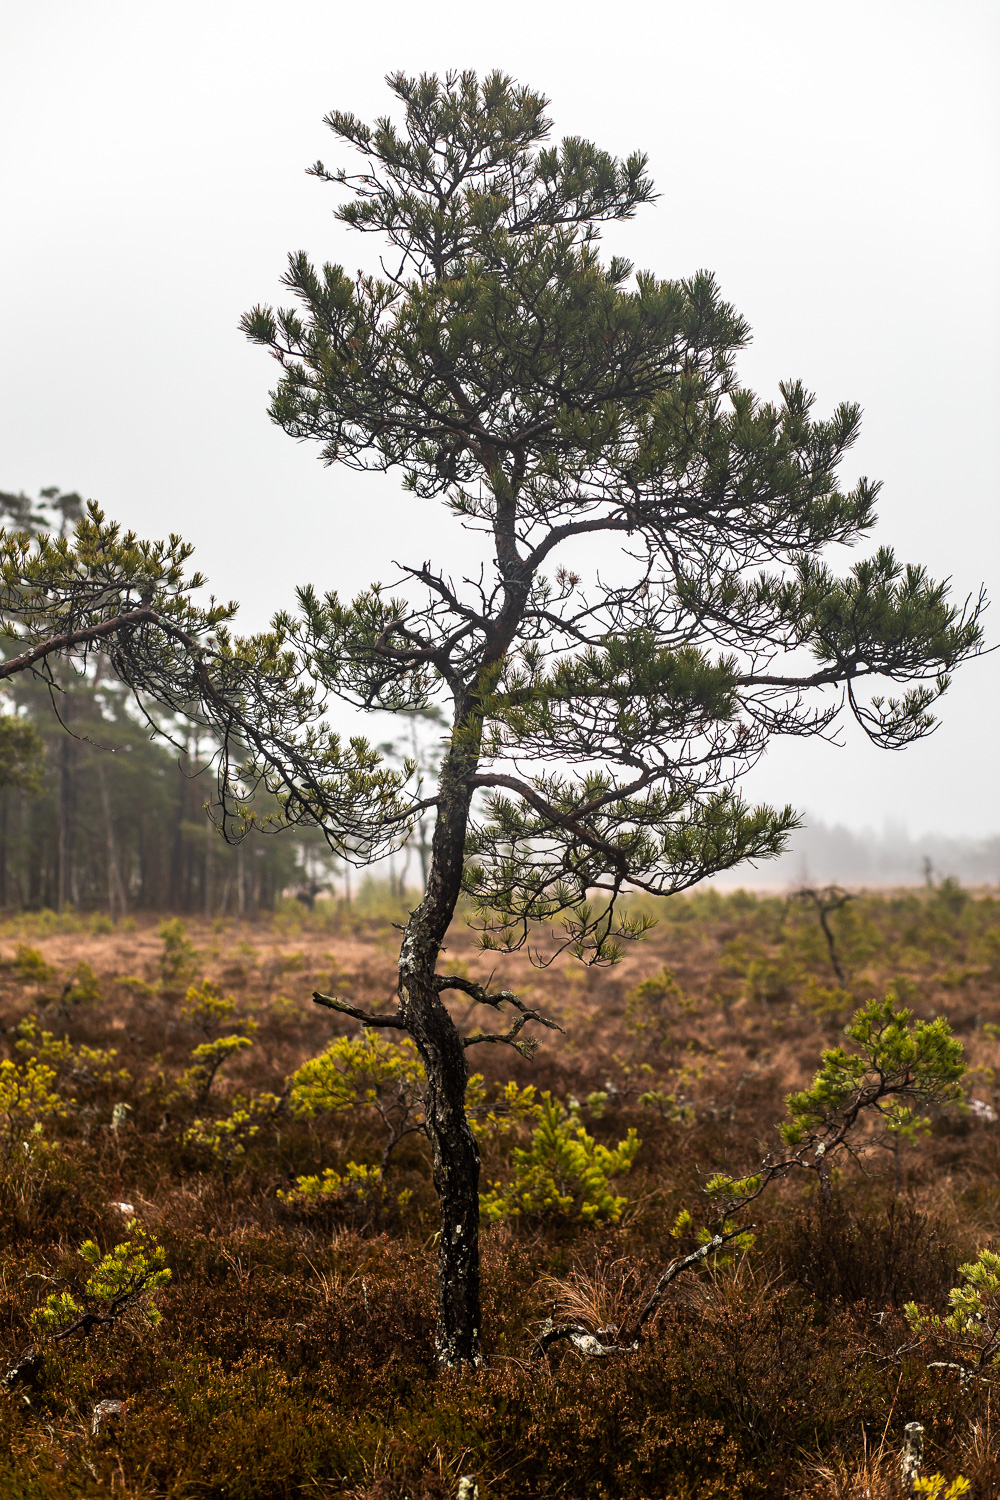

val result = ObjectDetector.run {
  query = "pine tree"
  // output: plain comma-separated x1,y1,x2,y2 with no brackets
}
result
230,71,983,1365
8,73,983,1366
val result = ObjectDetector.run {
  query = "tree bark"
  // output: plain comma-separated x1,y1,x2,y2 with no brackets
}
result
402,969,482,1366
57,705,75,913
398,729,483,1366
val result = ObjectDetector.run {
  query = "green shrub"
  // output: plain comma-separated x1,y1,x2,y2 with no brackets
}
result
60,959,102,1006
0,1052,67,1162
8,943,57,985
906,1247,1000,1373
481,1093,639,1223
15,1015,128,1090
158,918,199,985
185,1091,284,1175
176,981,256,1104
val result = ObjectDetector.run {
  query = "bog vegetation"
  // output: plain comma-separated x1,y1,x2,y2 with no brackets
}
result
1,882,1000,1496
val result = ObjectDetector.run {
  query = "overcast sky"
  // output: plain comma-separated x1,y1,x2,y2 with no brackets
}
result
2,0,998,841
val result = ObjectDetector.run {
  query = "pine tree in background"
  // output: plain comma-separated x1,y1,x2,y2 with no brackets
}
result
0,491,330,914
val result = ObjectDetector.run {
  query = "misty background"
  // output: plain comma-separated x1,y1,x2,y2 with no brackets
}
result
2,0,998,888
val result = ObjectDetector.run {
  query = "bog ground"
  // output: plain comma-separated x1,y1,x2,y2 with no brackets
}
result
2,884,1000,1498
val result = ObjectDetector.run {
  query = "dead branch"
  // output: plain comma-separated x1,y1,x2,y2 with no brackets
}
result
311,992,405,1029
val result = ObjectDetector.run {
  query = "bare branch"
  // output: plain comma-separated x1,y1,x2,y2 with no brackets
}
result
626,1227,752,1343
311,991,405,1029
432,973,562,1055
0,606,159,680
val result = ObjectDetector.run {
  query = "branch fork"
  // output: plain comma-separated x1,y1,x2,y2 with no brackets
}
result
433,973,563,1056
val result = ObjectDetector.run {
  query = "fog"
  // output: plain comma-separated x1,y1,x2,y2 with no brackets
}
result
2,0,998,845
708,817,1000,891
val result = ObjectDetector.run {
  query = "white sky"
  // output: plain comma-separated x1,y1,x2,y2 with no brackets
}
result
2,0,998,840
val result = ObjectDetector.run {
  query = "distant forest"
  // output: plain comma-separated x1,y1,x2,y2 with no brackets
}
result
0,486,337,916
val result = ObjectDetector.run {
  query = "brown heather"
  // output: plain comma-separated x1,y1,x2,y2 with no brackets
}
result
2,882,999,1498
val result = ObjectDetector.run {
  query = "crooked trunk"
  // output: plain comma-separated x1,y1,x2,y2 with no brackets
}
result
399,734,482,1366
403,971,481,1365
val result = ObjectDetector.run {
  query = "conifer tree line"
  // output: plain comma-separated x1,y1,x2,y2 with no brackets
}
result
0,488,324,915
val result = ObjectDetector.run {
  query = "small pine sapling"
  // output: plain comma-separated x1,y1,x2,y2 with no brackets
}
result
4,1220,170,1389
480,1092,639,1224
8,945,57,986
57,960,103,1008
280,1032,444,1218
157,919,199,987
538,996,965,1357
15,1015,129,1093
175,980,257,1105
905,1248,1000,1382
0,1053,68,1164
185,1091,285,1182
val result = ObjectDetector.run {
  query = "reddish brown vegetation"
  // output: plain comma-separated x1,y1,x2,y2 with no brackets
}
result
1,883,999,1497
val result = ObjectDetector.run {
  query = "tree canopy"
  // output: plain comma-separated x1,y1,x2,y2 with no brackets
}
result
229,68,983,961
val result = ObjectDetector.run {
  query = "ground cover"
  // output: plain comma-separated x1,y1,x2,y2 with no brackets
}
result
1,882,999,1498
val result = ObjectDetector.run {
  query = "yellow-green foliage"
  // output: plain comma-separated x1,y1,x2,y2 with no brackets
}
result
905,1248,1000,1370
288,1031,424,1119
467,1078,541,1140
61,960,102,1006
669,1205,756,1262
15,1015,128,1089
114,973,156,1000
480,1093,639,1223
176,981,257,1103
186,1092,282,1170
278,1160,387,1206
187,1032,429,1184
9,943,57,985
181,978,238,1032
637,1058,716,1121
280,1033,426,1195
31,1220,171,1335
0,1052,68,1161
780,996,965,1147
624,966,692,1043
913,1478,971,1499
705,1171,763,1201
180,1036,255,1104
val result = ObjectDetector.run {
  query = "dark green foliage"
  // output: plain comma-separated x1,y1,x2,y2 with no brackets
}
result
191,65,984,959
0,556,336,914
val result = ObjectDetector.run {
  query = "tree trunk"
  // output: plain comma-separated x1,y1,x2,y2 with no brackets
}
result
0,790,8,909
402,970,482,1366
96,759,127,920
398,732,483,1366
57,718,75,913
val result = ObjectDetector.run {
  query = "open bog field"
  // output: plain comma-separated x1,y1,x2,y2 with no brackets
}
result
2,883,1000,1498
